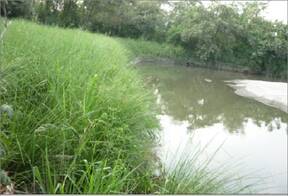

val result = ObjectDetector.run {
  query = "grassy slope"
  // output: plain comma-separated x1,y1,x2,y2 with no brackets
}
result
0,20,163,193
0,20,253,194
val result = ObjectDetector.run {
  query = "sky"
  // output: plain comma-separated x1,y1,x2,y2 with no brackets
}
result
258,1,287,24
161,0,287,24
202,0,287,24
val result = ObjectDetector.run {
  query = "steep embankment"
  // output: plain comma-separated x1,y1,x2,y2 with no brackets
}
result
0,20,174,193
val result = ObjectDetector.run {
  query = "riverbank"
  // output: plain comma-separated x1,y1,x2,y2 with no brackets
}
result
0,20,255,194
133,57,287,82
0,20,161,193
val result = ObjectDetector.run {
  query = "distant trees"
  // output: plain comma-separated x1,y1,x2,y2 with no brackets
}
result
32,0,166,40
166,1,287,78
36,0,62,24
168,2,245,62
60,0,79,27
1,0,33,18
2,0,287,78
79,0,166,40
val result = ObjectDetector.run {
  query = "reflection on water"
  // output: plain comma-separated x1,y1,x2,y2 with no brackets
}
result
139,64,288,194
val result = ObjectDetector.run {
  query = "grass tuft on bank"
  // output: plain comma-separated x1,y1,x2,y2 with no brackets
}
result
0,20,161,193
0,20,252,194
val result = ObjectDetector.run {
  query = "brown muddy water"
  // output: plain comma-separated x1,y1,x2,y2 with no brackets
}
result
138,64,287,194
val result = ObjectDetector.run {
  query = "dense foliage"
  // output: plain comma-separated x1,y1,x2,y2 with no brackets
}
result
168,1,287,78
2,0,287,78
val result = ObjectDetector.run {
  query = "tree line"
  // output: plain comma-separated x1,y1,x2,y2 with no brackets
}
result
1,0,287,78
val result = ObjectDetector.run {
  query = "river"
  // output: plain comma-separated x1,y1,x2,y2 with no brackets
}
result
138,63,287,194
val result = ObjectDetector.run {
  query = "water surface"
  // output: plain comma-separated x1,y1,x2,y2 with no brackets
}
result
138,64,287,194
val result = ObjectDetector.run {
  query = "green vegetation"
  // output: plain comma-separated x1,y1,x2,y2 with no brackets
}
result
0,20,254,194
0,20,160,193
0,17,4,33
0,0,285,193
3,0,287,78
168,1,287,78
0,16,7,36
117,37,187,60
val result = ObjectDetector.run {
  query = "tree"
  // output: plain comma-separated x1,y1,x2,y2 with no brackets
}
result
167,2,240,63
35,0,62,25
60,0,79,28
166,1,287,78
4,0,33,18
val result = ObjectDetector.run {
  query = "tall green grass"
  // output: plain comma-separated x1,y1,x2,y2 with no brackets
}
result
0,20,159,193
0,20,254,194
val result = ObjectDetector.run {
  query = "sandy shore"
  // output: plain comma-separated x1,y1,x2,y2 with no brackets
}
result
226,79,287,113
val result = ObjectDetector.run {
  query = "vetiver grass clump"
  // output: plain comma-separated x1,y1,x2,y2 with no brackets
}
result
0,20,159,193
